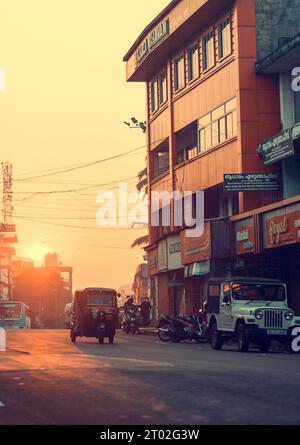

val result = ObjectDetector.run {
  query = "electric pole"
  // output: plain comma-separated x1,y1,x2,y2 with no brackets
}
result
1,162,13,300
2,162,13,224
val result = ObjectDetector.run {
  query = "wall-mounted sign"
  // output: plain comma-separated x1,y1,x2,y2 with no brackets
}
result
258,129,294,165
167,235,182,271
263,203,300,249
234,217,255,255
224,173,280,192
181,222,211,265
292,123,300,141
136,18,170,65
158,239,168,272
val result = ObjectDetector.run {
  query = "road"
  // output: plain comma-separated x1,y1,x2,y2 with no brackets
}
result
0,329,300,425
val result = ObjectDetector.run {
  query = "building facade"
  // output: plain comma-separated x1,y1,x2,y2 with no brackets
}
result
124,0,300,317
132,263,149,305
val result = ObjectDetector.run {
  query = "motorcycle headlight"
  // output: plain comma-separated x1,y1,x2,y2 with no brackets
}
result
254,310,264,320
285,310,294,321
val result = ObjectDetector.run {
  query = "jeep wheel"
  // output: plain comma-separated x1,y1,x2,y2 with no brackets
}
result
209,321,223,350
237,323,250,353
259,338,270,353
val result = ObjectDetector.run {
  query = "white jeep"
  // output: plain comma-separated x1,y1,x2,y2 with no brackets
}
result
207,277,300,353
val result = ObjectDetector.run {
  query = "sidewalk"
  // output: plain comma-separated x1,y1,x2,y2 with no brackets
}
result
139,325,158,336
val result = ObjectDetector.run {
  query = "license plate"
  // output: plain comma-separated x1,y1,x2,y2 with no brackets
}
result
267,329,287,335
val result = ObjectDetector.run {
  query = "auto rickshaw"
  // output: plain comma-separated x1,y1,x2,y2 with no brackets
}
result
70,287,119,344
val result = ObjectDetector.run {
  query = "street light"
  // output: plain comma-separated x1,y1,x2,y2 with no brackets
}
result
124,117,147,133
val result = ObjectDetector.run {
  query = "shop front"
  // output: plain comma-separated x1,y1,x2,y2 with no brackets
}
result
167,235,184,316
231,198,300,314
145,245,159,321
181,218,231,314
262,201,300,314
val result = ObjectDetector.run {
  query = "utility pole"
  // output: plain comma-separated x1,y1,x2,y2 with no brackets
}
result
2,162,13,224
1,162,13,301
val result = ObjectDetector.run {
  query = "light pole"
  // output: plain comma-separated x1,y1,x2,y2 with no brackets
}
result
124,117,147,133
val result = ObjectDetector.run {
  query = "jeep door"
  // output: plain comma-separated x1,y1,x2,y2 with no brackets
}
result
220,282,233,330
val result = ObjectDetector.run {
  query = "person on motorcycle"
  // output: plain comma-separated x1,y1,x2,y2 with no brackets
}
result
123,297,141,334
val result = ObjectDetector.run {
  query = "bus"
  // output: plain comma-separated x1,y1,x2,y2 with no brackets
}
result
0,302,31,329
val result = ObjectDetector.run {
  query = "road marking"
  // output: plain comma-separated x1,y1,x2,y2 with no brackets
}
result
101,356,174,367
0,401,5,408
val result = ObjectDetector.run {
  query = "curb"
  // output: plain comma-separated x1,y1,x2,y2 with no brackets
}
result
139,328,158,336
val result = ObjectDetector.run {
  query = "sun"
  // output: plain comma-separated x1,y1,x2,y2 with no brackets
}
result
28,244,47,263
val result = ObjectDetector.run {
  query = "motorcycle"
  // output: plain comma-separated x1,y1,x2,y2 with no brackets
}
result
158,310,208,343
122,307,140,335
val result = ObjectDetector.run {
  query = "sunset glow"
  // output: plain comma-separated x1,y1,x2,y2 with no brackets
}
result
28,244,47,263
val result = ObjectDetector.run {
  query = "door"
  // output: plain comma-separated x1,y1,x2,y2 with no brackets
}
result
220,282,233,330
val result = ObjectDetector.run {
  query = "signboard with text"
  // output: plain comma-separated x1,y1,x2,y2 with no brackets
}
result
224,173,280,192
135,18,170,65
263,203,300,249
167,235,182,271
180,222,211,265
258,129,294,165
234,217,255,255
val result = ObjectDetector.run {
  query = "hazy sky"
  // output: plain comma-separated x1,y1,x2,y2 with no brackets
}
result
0,0,170,290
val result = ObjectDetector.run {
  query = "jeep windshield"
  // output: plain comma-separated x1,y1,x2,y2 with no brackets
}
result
231,283,286,302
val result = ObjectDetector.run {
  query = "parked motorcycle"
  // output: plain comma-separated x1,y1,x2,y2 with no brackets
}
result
123,307,140,335
158,310,207,343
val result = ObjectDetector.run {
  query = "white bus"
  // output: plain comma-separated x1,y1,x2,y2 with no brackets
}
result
0,302,31,329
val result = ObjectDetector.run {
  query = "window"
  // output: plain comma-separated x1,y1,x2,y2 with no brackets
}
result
174,55,185,91
176,122,198,164
202,31,215,71
187,43,199,82
198,98,237,152
159,70,167,106
218,17,231,60
152,142,170,179
151,78,158,113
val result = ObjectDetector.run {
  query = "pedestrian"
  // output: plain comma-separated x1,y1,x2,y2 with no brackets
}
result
140,297,151,326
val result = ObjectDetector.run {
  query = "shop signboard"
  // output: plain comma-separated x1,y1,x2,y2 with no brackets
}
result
158,239,168,271
167,235,182,271
234,217,255,255
181,222,211,265
258,129,294,166
224,173,280,192
263,203,300,249
135,18,170,65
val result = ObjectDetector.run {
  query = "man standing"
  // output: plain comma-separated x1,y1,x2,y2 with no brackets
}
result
140,297,151,326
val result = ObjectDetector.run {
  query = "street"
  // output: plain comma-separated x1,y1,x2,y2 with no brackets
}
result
0,330,300,425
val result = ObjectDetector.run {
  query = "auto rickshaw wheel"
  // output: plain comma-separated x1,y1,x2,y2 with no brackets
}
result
98,336,104,344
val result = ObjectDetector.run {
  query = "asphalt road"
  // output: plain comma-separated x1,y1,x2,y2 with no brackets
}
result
0,329,300,425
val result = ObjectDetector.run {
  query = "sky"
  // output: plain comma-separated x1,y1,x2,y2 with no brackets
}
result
0,0,170,290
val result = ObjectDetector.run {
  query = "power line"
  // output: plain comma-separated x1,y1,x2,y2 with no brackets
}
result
14,216,146,231
13,146,146,183
12,175,139,195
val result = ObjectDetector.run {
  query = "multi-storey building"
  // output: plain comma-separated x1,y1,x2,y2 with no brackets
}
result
132,263,149,305
124,0,300,317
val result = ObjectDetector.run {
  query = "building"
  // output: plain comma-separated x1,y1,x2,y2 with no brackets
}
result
132,263,149,305
124,0,300,317
12,254,73,328
232,0,300,314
